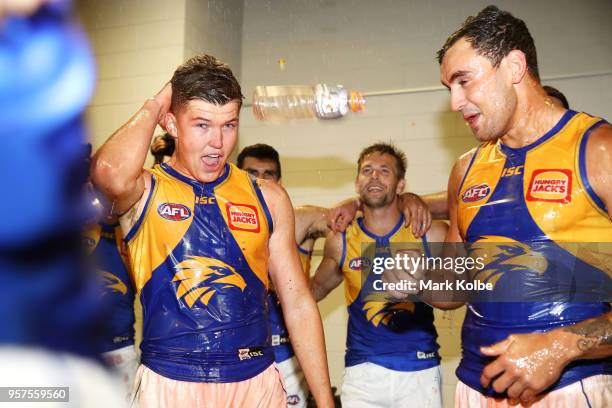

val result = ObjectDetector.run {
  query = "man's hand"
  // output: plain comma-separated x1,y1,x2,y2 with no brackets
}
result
399,193,432,237
480,332,571,403
153,82,173,129
327,197,359,232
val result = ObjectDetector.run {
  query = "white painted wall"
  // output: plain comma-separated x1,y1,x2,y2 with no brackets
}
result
240,0,612,404
184,0,243,73
75,0,187,152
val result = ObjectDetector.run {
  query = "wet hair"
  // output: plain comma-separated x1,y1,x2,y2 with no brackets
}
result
357,143,407,180
170,54,244,113
543,85,569,109
150,133,175,165
236,143,281,179
437,5,540,81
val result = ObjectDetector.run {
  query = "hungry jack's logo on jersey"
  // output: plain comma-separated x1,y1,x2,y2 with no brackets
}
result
158,202,192,221
173,256,247,308
462,183,491,203
362,301,415,327
226,203,260,232
526,169,572,203
100,271,128,295
470,236,548,288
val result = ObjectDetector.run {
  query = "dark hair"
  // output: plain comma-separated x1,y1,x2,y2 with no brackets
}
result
357,143,407,180
543,85,569,109
170,54,244,113
437,6,540,81
151,133,175,165
237,143,282,179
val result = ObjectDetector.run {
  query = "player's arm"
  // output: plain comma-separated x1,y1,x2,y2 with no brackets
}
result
422,220,465,310
586,123,612,219
294,205,329,246
480,311,612,402
310,231,344,302
328,193,431,235
421,191,449,220
261,181,334,408
91,83,172,224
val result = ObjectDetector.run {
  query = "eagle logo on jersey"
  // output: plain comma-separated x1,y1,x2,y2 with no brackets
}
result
172,256,247,308
362,301,415,327
100,271,128,295
469,236,548,287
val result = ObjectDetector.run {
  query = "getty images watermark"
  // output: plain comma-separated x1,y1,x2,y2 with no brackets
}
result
370,251,492,293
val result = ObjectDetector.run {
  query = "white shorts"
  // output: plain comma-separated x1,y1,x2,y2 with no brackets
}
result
277,356,308,407
455,374,612,408
102,345,139,399
341,362,442,408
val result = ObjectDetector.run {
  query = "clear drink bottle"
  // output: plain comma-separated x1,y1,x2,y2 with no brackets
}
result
252,83,364,122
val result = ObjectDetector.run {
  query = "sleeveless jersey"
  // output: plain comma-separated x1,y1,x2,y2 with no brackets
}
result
456,110,612,395
84,222,135,352
340,215,439,371
125,163,274,382
268,245,313,363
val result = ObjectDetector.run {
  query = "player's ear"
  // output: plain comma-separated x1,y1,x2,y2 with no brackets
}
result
396,179,406,195
166,112,178,137
503,50,527,84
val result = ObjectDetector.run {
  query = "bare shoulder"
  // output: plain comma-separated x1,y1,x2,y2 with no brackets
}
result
257,178,290,203
118,171,152,234
426,220,449,242
257,178,293,225
449,147,478,193
456,147,478,171
587,122,612,147
323,229,343,260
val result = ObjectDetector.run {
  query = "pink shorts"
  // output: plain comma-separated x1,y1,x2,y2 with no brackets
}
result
131,363,287,408
455,374,611,408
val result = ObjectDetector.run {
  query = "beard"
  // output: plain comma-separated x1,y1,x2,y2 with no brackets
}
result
361,192,393,209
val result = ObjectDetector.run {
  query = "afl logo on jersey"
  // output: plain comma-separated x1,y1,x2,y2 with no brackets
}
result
349,256,371,270
462,183,491,203
158,203,192,221
226,203,260,232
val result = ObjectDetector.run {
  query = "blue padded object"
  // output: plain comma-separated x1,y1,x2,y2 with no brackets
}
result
0,0,96,246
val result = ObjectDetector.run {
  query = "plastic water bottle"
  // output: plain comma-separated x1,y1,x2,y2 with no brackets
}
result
252,84,364,122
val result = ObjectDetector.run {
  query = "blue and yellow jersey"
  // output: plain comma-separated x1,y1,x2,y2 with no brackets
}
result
456,111,612,395
268,245,313,363
125,163,274,382
84,222,135,353
340,216,439,371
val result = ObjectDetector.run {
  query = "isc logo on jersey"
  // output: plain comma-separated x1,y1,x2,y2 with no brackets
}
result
158,203,192,221
527,169,572,203
349,256,371,270
226,203,260,232
462,183,491,203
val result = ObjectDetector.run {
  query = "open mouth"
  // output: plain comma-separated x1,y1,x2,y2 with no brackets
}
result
463,113,480,128
367,185,385,193
201,154,222,169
